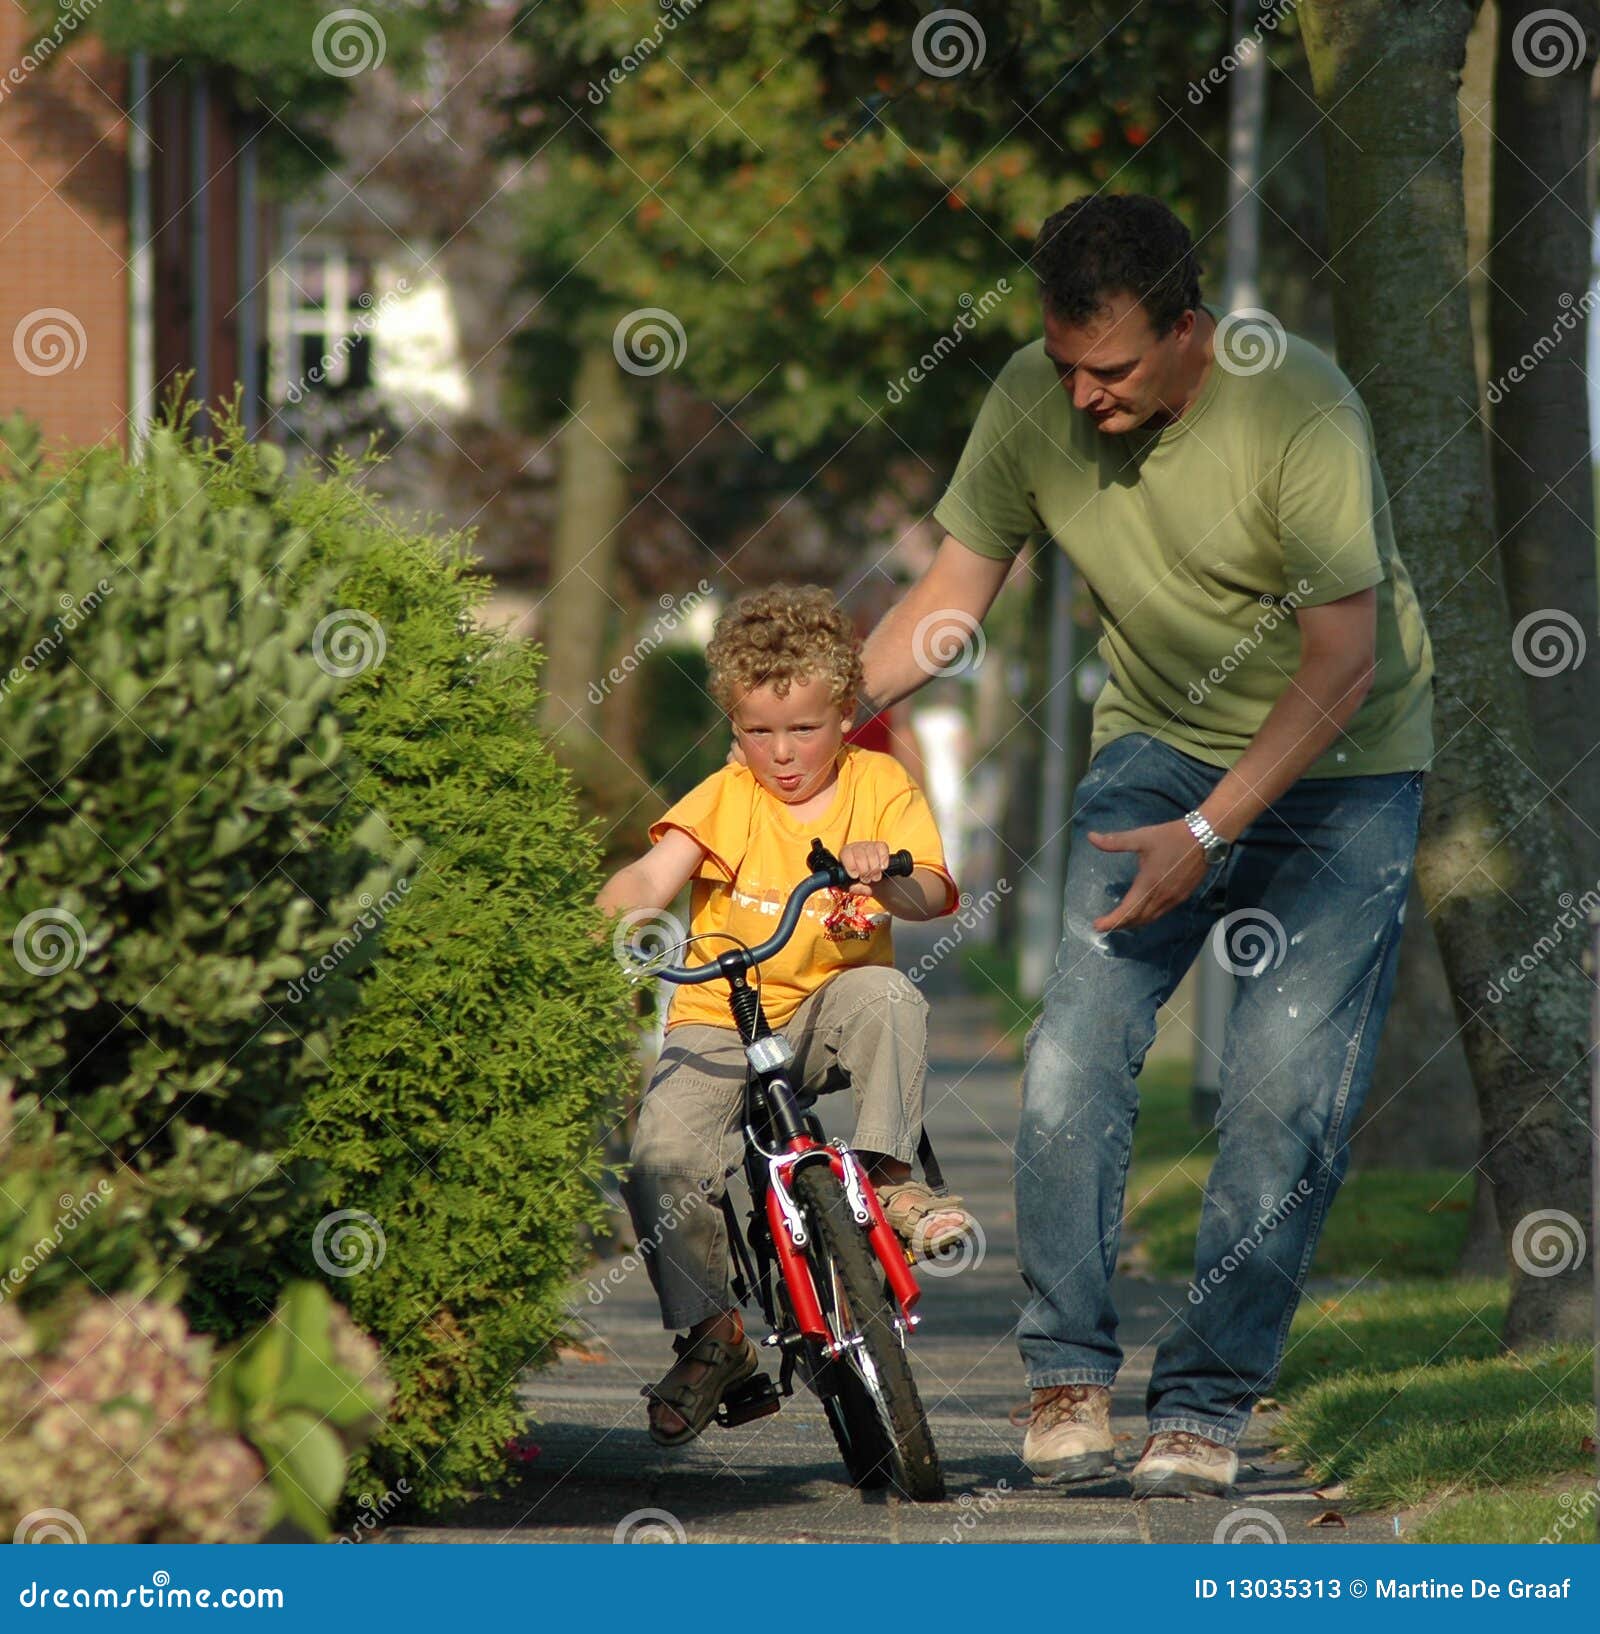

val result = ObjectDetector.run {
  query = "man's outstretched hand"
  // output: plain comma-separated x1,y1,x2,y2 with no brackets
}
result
1088,820,1208,932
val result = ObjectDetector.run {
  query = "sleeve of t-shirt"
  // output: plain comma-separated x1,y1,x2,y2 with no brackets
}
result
647,767,753,883
932,361,1039,562
1276,405,1390,608
874,778,960,918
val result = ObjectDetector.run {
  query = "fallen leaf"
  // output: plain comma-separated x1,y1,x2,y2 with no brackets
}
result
1254,1396,1280,1412
1581,1434,1598,1455
1307,1510,1347,1529
1114,1432,1134,1442
1314,1483,1348,1500
556,1343,608,1364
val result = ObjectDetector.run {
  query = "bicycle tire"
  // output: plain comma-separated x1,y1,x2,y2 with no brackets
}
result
791,1162,945,1502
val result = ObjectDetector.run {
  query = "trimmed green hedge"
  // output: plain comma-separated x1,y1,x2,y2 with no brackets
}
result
190,418,637,1516
0,414,409,1295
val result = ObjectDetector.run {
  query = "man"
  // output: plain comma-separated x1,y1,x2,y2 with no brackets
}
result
855,194,1433,1497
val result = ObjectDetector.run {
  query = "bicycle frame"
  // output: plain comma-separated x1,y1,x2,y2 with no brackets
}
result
647,838,924,1387
718,964,922,1357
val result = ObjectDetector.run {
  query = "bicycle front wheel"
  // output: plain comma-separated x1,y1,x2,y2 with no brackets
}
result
791,1162,945,1502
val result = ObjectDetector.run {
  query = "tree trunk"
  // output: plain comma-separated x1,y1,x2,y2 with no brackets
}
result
1302,0,1592,1347
1490,0,1600,887
540,342,637,743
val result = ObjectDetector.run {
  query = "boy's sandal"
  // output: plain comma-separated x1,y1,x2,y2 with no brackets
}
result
641,1330,760,1448
875,1177,978,1259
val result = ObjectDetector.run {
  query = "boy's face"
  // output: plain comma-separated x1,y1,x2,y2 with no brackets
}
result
730,673,852,804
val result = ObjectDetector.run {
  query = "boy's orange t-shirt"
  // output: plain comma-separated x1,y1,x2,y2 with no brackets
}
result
647,746,959,1032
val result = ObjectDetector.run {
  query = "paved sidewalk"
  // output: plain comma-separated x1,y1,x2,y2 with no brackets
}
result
389,961,1398,1545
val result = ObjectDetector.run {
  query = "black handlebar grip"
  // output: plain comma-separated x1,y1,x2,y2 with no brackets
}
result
885,849,914,878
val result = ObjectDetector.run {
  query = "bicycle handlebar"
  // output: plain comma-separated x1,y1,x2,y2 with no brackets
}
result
651,842,915,985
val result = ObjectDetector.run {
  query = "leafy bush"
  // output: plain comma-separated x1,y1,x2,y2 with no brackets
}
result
0,1085,156,1310
0,1295,272,1544
0,1277,392,1544
0,415,412,1302
189,418,637,1515
209,1280,394,1538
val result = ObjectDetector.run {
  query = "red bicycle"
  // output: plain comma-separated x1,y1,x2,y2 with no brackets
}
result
644,837,946,1501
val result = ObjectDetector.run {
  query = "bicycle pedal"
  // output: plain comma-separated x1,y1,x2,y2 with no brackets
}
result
715,1372,781,1428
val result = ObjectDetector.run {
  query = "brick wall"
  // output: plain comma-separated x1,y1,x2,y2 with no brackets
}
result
0,2,130,453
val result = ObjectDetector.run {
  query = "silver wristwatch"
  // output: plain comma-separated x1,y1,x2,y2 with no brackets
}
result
1183,809,1230,864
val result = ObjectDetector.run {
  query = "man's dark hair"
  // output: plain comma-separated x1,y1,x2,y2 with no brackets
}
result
1030,195,1201,338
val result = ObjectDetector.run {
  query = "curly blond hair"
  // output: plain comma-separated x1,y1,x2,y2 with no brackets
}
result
705,584,863,714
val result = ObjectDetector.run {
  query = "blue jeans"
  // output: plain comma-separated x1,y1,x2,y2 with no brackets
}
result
1015,732,1424,1445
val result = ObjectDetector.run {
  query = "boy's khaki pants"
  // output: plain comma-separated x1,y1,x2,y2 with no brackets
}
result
620,964,928,1330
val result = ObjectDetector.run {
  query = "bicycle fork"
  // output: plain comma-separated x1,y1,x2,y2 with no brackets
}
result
764,1143,921,1352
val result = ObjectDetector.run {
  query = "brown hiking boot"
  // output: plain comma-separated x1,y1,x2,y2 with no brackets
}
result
1130,1430,1238,1498
1020,1383,1114,1484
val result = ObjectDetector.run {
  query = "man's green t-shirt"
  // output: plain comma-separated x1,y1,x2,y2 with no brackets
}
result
934,308,1434,778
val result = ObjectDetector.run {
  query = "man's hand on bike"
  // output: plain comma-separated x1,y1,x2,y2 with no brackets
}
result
838,839,892,898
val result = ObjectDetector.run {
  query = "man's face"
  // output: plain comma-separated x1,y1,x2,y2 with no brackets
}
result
1041,289,1195,433
730,673,851,804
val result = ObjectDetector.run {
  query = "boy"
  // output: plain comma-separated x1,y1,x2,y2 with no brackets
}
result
596,584,979,1447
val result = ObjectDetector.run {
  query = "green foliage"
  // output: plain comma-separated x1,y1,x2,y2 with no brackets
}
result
508,0,1237,462
188,418,638,1516
0,411,412,1301
0,1086,160,1311
210,1280,394,1539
